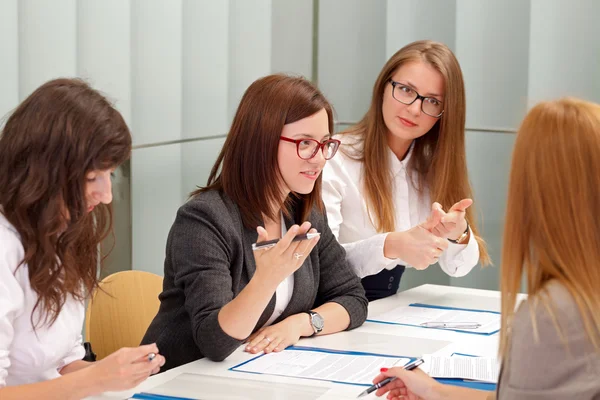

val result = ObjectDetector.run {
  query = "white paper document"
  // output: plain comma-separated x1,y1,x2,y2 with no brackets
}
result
422,355,499,383
371,305,500,334
231,347,411,386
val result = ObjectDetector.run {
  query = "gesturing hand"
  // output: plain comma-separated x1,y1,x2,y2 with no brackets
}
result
428,199,472,242
252,222,320,286
386,207,449,270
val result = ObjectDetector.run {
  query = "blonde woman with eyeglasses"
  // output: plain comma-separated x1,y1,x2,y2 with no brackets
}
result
322,40,490,301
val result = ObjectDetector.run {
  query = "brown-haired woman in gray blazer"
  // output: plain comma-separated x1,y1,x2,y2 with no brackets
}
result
142,74,368,372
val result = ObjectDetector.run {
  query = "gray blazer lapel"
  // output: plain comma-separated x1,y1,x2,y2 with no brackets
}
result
278,215,317,318
241,215,276,329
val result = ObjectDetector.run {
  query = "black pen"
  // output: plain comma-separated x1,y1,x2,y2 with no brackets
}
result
251,232,321,251
357,358,425,398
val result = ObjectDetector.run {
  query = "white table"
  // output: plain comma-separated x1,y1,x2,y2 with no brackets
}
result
87,284,522,400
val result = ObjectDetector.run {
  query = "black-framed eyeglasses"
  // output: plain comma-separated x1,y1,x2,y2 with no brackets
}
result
389,79,444,118
279,136,341,160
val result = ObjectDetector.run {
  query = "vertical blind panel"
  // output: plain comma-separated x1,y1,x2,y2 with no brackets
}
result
385,0,457,56
77,0,132,125
455,0,531,130
131,145,183,274
228,0,273,120
0,0,19,121
182,0,229,139
271,0,313,80
131,0,183,145
18,0,77,100
317,0,386,122
528,0,600,105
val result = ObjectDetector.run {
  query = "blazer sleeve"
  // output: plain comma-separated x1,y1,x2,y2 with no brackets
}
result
168,200,244,362
313,210,368,329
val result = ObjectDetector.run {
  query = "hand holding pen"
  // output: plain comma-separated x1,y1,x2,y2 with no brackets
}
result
252,222,320,286
358,358,425,398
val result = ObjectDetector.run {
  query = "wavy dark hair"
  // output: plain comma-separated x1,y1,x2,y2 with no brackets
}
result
0,78,132,327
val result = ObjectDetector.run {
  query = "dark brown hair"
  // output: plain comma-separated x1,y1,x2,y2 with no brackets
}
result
0,78,132,327
341,40,490,265
193,74,334,228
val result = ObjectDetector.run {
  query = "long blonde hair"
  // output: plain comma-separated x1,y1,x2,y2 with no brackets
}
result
341,40,489,265
500,97,600,358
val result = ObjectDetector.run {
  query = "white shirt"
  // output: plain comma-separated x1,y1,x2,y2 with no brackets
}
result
0,212,85,387
264,214,294,327
322,134,479,279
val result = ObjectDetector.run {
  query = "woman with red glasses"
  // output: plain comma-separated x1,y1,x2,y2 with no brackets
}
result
322,40,490,301
141,74,368,371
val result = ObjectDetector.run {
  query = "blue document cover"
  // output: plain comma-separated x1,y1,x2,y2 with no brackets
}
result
230,345,416,387
367,303,501,335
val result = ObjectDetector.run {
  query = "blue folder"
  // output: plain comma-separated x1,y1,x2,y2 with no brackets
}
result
367,303,501,335
130,393,198,400
230,345,416,387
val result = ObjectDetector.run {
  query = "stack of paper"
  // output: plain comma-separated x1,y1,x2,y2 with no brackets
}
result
421,355,499,384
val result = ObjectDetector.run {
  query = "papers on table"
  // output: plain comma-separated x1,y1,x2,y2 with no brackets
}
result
368,303,500,335
231,346,413,386
422,355,499,384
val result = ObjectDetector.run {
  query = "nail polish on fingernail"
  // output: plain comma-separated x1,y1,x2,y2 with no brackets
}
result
380,367,389,372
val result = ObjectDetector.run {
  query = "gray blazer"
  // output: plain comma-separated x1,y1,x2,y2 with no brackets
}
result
496,281,600,399
141,190,368,371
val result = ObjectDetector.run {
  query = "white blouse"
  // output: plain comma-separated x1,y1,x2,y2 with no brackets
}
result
322,134,479,279
0,212,85,387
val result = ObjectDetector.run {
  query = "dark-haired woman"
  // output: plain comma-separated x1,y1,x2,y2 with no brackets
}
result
0,78,165,399
142,74,368,371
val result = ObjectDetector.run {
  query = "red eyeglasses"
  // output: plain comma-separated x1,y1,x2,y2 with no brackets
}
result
279,136,341,160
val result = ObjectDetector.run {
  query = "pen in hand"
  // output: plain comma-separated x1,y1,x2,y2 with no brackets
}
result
251,232,321,251
357,358,425,398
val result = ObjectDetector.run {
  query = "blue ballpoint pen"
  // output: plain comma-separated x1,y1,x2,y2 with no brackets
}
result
357,358,425,398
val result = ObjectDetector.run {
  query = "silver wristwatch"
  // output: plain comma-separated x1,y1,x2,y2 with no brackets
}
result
306,311,324,336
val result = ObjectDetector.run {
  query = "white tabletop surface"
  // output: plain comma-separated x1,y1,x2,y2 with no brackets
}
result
86,284,524,400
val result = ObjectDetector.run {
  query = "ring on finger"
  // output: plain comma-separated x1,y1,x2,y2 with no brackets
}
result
293,252,303,260
263,337,272,343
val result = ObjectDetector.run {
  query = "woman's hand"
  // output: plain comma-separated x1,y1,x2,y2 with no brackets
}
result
429,200,472,242
384,208,448,270
373,366,439,400
252,222,320,286
244,313,309,354
84,344,165,393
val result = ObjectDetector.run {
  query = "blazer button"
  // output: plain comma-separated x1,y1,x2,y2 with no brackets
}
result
389,276,394,282
387,283,393,290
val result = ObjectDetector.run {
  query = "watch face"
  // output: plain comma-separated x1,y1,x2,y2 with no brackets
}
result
312,313,325,330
